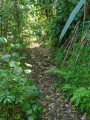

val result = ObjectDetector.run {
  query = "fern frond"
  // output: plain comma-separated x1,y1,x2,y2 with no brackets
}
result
71,87,90,110
48,67,67,75
61,84,76,91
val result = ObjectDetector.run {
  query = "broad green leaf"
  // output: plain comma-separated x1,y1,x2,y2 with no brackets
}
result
1,54,11,61
15,43,22,49
22,102,30,111
25,63,32,67
0,37,7,43
28,117,34,120
26,109,32,115
9,61,17,67
59,0,86,42
32,105,37,111
14,67,22,73
7,46,11,51
3,38,7,43
38,106,44,113
24,69,32,74
17,62,20,66
12,52,20,57
0,37,4,43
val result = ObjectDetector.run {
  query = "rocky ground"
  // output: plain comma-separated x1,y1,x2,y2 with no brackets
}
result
26,40,82,120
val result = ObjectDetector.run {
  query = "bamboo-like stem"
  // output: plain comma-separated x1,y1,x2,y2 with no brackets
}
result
75,40,86,65
56,23,79,59
75,24,90,65
76,24,90,53
63,24,79,61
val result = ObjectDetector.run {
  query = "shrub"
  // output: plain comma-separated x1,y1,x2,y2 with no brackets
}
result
0,38,43,120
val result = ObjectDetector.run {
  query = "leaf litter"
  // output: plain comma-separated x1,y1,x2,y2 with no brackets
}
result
26,40,83,120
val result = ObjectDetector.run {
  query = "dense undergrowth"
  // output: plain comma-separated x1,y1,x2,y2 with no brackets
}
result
0,0,44,119
49,28,90,119
0,37,43,120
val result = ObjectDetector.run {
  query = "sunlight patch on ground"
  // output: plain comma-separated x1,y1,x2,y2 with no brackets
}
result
30,42,41,48
29,36,42,48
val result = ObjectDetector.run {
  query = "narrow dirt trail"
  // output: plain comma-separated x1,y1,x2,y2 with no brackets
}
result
26,40,82,120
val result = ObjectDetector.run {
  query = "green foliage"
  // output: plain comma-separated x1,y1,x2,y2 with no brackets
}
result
60,0,86,41
0,37,7,43
0,0,90,119
0,38,43,119
49,29,90,118
43,0,79,46
0,0,31,44
42,0,90,47
71,87,90,111
1,54,11,61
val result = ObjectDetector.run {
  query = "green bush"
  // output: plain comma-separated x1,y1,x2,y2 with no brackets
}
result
0,38,43,120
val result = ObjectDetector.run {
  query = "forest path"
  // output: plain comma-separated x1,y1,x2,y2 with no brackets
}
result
26,40,81,120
